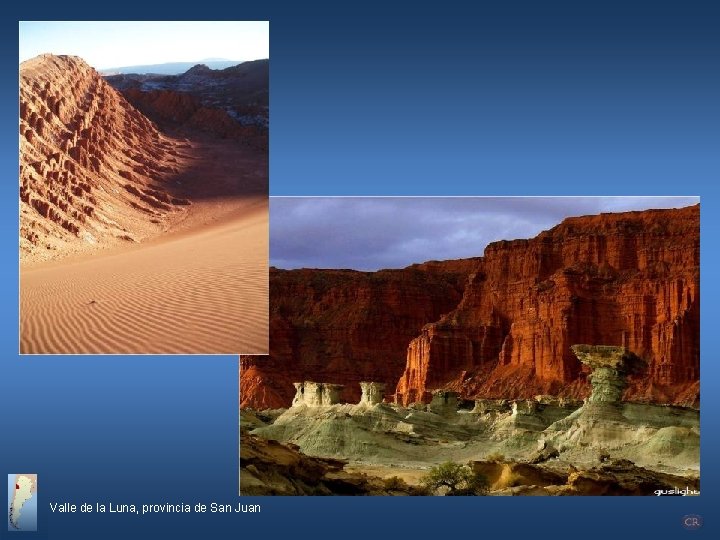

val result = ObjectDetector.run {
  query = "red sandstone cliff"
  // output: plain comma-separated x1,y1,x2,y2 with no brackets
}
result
243,205,699,409
242,261,478,409
396,205,699,406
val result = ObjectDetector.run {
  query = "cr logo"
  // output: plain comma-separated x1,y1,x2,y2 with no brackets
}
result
683,515,703,530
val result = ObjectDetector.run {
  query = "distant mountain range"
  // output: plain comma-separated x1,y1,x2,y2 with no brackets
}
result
104,59,269,135
100,60,254,75
105,60,268,107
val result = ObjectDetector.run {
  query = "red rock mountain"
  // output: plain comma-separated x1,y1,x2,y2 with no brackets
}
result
105,61,268,151
243,205,699,409
20,54,190,259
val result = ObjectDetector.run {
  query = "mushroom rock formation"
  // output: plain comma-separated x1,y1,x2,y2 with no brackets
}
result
571,344,628,420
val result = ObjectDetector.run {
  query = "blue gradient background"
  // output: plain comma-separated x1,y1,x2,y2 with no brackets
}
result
2,1,718,539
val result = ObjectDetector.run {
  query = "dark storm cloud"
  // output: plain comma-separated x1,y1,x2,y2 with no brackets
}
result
270,197,699,271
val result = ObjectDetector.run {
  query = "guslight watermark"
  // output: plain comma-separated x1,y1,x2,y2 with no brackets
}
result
654,486,700,496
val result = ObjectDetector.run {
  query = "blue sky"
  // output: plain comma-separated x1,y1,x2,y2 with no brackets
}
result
19,21,269,69
271,197,700,271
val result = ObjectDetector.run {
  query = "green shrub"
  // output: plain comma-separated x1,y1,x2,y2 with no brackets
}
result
421,461,488,496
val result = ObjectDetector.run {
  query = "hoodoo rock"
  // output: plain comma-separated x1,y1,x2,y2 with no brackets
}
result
292,382,344,407
572,345,628,413
359,382,386,405
20,54,190,259
245,205,698,409
548,345,632,424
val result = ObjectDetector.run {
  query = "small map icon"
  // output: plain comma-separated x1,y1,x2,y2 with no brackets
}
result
7,474,38,532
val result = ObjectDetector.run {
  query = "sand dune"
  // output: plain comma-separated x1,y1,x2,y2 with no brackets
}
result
21,200,267,354
20,54,268,354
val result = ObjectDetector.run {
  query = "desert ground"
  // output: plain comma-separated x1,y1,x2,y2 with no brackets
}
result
20,55,268,354
21,198,267,355
241,370,700,496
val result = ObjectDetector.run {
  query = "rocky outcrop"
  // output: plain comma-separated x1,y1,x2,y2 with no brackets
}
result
240,432,423,496
119,88,266,148
292,382,344,407
428,390,459,415
471,459,569,491
249,379,698,477
540,344,701,467
245,261,477,408
572,345,628,402
470,458,699,496
395,206,699,406
240,355,289,410
472,399,511,414
105,61,268,150
571,345,628,420
359,382,386,405
20,54,190,259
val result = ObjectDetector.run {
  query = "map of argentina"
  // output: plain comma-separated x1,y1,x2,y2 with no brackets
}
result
7,474,38,531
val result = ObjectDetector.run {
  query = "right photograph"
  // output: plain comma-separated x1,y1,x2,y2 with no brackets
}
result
241,196,700,496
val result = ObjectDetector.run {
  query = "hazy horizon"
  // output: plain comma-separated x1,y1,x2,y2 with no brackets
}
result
19,21,269,70
271,197,699,271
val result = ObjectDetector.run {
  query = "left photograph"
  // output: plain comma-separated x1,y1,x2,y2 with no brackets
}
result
19,21,269,354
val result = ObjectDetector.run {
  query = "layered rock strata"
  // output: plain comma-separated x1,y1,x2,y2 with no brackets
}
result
249,262,477,408
395,206,699,406
20,54,190,259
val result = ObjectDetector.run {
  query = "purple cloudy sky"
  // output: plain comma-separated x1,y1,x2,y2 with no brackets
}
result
270,196,699,271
